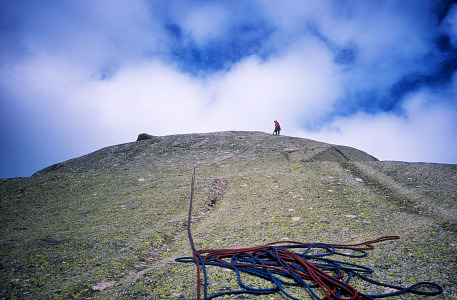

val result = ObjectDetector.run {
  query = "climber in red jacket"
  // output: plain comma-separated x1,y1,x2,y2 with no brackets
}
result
273,120,281,135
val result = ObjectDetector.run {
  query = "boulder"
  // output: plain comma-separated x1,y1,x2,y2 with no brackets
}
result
136,133,156,141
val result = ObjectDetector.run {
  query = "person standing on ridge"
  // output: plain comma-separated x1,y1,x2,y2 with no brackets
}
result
273,120,281,135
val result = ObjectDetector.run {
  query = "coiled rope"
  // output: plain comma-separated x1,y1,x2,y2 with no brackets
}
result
175,135,443,299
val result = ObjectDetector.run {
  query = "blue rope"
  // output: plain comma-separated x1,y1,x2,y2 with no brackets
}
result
176,243,443,299
175,168,444,299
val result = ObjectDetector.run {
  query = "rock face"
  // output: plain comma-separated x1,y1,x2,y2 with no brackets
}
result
34,131,377,175
1,131,456,299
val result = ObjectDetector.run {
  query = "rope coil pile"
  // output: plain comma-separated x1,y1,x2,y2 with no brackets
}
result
175,136,444,299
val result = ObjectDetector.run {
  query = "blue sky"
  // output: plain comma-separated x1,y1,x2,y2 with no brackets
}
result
1,0,457,178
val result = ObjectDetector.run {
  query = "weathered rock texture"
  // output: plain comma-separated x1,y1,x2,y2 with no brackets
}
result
1,131,456,299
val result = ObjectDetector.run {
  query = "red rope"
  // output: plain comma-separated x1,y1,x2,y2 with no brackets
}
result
195,237,400,299
186,167,403,299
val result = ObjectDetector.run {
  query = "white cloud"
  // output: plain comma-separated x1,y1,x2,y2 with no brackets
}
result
86,61,208,138
206,40,343,128
307,88,457,163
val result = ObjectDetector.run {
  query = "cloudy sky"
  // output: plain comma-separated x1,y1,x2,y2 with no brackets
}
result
1,0,457,178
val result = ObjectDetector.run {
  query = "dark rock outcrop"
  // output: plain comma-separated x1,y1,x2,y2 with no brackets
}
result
136,133,159,141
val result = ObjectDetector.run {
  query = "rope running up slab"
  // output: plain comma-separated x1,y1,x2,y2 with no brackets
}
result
175,136,443,299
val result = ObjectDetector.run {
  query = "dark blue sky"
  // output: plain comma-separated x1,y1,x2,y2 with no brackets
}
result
1,0,457,178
